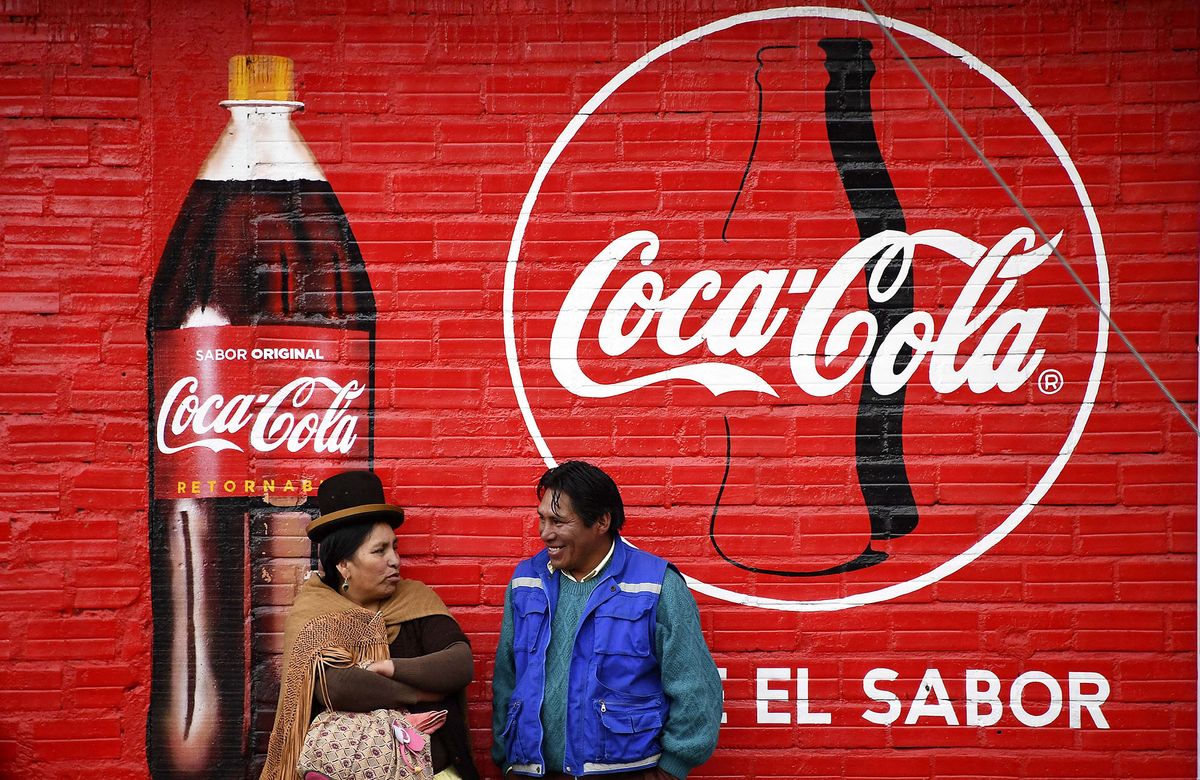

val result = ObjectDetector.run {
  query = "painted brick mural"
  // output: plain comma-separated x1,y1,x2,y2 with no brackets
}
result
0,1,1197,778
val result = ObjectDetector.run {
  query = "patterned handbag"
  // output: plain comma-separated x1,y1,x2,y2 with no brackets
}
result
298,708,433,780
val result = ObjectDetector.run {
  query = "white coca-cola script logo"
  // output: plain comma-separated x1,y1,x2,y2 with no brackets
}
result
553,227,1059,400
156,376,365,455
504,7,1110,611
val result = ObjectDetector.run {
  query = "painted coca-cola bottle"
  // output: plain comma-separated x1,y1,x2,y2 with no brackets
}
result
819,37,917,549
710,39,914,577
146,55,375,778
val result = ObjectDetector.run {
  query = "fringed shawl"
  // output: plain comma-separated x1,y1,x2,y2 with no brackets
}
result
259,575,451,780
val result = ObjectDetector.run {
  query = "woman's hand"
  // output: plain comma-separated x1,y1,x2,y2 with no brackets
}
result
365,659,394,677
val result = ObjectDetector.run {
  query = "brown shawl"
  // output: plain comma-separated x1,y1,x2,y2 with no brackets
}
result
259,575,451,780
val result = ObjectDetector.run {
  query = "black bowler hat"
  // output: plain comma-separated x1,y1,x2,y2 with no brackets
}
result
305,470,405,541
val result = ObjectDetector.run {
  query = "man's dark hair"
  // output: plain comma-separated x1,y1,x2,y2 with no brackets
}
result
536,460,625,536
317,520,380,592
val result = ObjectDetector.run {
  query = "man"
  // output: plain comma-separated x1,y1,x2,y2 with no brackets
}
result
492,460,723,779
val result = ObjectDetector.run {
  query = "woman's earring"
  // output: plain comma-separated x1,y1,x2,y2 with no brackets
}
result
340,577,350,593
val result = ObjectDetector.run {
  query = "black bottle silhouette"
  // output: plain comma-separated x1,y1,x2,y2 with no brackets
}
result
820,37,918,543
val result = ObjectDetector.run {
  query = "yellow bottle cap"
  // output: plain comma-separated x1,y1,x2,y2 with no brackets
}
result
227,54,295,101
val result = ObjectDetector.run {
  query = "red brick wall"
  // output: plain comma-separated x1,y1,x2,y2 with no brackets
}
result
1,1,1197,778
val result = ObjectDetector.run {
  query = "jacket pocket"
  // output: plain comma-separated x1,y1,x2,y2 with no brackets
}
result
592,598,654,657
501,699,525,762
513,595,549,653
596,697,663,763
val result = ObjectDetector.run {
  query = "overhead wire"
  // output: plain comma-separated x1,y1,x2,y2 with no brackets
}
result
856,0,1199,436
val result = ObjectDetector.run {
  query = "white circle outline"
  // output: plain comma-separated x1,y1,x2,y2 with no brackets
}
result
502,6,1110,612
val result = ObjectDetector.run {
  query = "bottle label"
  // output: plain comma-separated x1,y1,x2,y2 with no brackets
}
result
151,325,371,501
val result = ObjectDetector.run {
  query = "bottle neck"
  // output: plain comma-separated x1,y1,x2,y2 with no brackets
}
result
196,100,325,182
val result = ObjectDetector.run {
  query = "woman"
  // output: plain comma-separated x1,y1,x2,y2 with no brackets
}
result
260,470,480,780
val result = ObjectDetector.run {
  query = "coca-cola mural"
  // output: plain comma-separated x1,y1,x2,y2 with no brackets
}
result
505,8,1109,609
497,9,1143,743
147,55,374,777
0,2,1183,777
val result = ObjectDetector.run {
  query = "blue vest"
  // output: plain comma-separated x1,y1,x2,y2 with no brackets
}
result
499,540,670,777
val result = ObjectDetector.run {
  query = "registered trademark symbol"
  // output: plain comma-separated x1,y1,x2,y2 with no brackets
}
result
1038,369,1064,395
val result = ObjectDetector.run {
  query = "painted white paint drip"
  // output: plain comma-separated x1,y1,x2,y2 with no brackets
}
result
181,306,230,329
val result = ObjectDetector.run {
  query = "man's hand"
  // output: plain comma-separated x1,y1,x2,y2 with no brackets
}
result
365,659,395,677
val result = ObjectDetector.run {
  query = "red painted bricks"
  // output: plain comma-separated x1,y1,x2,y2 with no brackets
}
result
0,1,1197,778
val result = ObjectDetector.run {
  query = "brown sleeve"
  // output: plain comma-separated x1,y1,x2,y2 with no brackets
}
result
392,614,470,656
389,640,473,692
316,666,429,711
318,615,473,710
